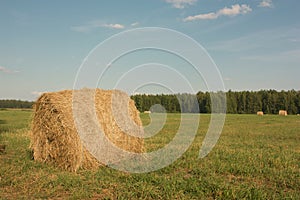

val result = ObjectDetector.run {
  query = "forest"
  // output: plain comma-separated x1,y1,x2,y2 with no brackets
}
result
1,90,299,114
131,90,300,114
0,99,34,109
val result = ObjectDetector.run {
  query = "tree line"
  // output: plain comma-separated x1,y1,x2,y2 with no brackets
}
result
0,99,34,109
131,90,300,114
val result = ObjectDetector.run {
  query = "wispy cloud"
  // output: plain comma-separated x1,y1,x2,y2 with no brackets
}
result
165,0,197,9
258,0,273,8
209,27,300,53
71,20,125,33
184,4,252,21
0,66,20,74
288,38,300,43
131,22,139,27
241,49,300,63
31,91,46,97
103,23,124,29
208,34,261,53
224,77,232,81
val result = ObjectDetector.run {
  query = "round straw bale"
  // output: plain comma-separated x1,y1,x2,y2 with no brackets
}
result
30,89,144,172
257,111,264,116
278,110,287,116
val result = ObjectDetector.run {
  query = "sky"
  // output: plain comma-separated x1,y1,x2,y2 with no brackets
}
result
0,0,299,101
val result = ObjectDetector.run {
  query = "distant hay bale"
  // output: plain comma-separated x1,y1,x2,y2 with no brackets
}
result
257,111,264,116
278,110,287,116
30,88,144,172
144,111,151,114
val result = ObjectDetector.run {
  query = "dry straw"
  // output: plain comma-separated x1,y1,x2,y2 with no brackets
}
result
278,110,288,116
30,88,144,172
257,111,264,116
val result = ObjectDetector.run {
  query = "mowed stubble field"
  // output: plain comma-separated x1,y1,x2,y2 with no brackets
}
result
0,109,299,199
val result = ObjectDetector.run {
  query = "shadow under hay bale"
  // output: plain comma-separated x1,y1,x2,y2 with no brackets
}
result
0,144,6,154
30,88,144,172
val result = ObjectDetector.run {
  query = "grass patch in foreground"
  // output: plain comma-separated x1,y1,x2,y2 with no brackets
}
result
0,111,299,199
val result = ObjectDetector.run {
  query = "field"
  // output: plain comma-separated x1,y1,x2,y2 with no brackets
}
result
0,109,299,199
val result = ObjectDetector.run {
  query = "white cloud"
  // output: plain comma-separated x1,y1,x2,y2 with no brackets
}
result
219,4,252,16
71,21,125,32
31,91,46,97
184,4,252,21
165,0,197,9
0,66,20,74
103,23,125,29
258,0,273,8
184,12,218,21
131,22,139,27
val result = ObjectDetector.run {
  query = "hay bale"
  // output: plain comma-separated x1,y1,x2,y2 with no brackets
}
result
257,111,264,116
144,111,151,114
278,110,287,116
30,88,144,172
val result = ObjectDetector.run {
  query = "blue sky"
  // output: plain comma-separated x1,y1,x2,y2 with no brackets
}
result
0,0,299,100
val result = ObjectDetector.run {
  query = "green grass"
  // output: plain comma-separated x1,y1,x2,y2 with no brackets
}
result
0,110,299,199
0,109,32,134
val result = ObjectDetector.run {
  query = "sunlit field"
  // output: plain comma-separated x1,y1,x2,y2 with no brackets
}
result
0,110,299,199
